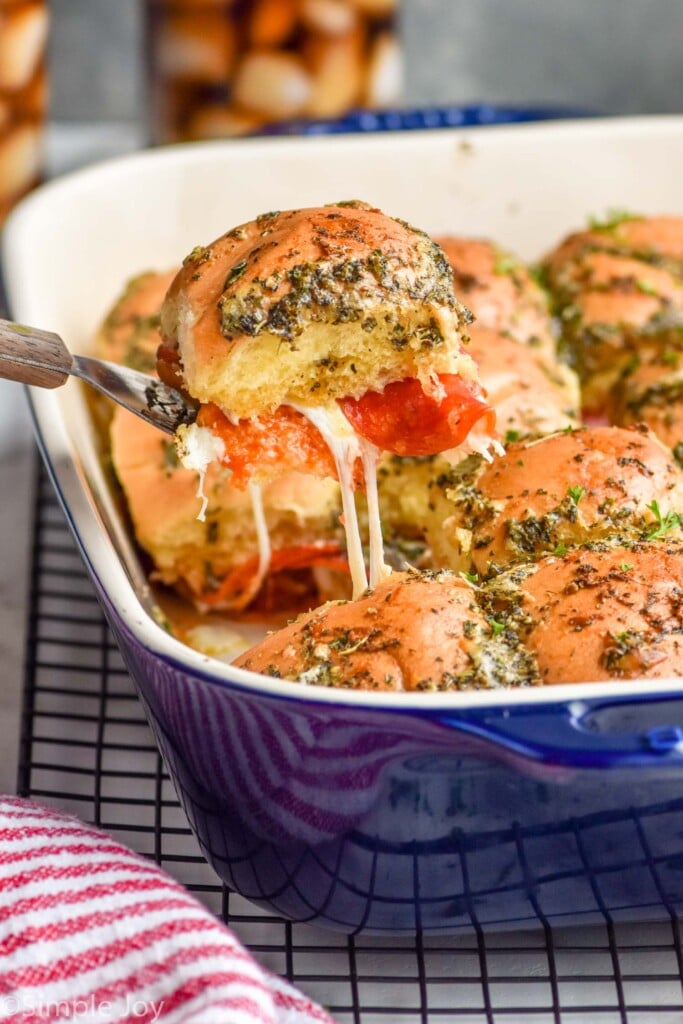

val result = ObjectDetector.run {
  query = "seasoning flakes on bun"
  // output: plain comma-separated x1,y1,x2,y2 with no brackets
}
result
235,569,539,692
436,235,555,354
544,214,683,411
500,544,683,684
426,425,683,576
158,202,496,597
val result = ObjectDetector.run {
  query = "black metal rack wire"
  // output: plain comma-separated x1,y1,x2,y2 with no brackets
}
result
17,458,683,1023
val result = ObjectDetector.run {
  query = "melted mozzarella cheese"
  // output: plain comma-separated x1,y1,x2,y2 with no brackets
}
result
175,423,226,521
292,403,372,599
445,426,504,465
359,436,392,589
177,379,497,606
248,480,272,600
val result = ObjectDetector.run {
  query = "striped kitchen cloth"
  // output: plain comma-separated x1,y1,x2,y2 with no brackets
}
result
0,797,335,1023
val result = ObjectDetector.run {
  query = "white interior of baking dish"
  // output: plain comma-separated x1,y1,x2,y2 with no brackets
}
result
4,116,683,708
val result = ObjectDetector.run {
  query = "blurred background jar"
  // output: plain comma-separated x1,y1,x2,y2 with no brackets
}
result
144,0,403,144
0,0,48,224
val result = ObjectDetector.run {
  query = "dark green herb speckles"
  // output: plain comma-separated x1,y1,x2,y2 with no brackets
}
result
414,318,445,349
219,291,267,337
217,244,460,344
625,377,683,417
183,244,212,267
443,625,541,691
224,259,248,288
366,249,389,282
602,629,647,675
256,210,281,224
161,440,180,475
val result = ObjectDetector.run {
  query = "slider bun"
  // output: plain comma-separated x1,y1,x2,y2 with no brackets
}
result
235,570,537,691
161,202,476,419
374,329,581,568
613,216,683,261
467,325,579,438
515,544,683,683
435,235,555,353
544,216,683,285
95,269,177,372
609,350,683,460
110,407,341,607
550,251,683,408
551,250,683,301
374,329,580,562
430,425,683,576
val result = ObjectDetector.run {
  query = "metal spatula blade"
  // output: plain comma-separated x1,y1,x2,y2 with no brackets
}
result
0,317,197,435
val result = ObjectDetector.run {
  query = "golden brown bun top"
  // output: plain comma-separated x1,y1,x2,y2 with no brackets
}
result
548,249,683,327
435,235,554,351
615,216,683,260
466,325,579,438
544,216,683,287
515,544,683,684
440,425,683,575
235,569,539,692
95,269,177,372
609,350,683,457
161,202,475,415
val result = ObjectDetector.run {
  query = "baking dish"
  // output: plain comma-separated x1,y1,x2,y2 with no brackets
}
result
5,117,683,933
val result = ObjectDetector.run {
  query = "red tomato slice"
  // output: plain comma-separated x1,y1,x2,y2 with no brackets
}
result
199,542,348,608
338,375,495,456
197,403,338,488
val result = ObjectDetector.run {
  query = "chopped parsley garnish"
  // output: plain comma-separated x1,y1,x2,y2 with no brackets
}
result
645,499,683,539
620,562,634,572
489,618,505,636
504,429,521,445
636,278,658,296
493,253,517,275
567,485,585,505
588,208,639,231
553,542,568,556
462,571,479,584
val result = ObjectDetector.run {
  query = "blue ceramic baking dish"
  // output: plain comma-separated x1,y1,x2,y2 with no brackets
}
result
5,115,683,933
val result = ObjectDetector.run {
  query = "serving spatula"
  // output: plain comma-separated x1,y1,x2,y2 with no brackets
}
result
0,317,196,435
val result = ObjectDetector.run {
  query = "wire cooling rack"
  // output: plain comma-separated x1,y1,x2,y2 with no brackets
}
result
16,458,683,1024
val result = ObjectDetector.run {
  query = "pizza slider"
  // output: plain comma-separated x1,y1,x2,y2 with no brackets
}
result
110,410,344,612
544,214,683,410
426,424,683,576
608,347,683,465
435,235,555,354
95,269,177,373
234,569,538,691
158,202,496,596
97,270,346,614
496,543,683,683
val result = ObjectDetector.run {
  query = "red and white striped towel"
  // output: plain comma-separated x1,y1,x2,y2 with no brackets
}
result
0,798,335,1023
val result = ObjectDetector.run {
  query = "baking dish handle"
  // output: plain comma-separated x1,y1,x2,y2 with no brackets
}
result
436,697,683,768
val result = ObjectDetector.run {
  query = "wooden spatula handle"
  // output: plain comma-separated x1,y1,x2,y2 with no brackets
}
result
0,319,73,389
